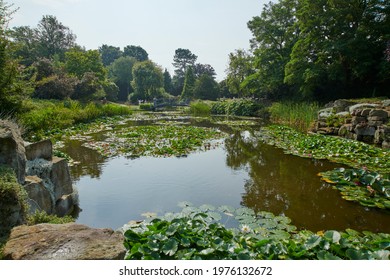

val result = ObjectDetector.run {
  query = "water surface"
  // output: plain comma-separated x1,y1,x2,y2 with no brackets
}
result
62,117,390,232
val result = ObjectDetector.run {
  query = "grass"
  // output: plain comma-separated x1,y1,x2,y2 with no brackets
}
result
268,102,320,132
17,99,132,140
188,101,211,116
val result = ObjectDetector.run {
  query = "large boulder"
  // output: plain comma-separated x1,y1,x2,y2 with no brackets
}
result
24,176,53,214
3,223,126,260
0,120,26,184
25,139,53,161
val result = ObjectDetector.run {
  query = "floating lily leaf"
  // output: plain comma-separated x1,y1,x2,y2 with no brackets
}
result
324,230,341,244
372,250,390,260
162,238,179,256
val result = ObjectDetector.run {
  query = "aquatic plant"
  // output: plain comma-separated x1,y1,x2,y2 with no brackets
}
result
319,168,390,209
268,102,320,132
123,204,390,260
83,124,225,158
259,126,390,173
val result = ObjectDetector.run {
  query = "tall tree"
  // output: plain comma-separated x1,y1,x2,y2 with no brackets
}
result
10,26,38,66
99,44,122,66
131,60,163,100
193,74,220,100
181,66,196,100
35,15,76,60
163,68,173,94
246,0,299,99
285,0,390,100
123,45,148,61
108,56,137,101
65,48,106,81
172,48,197,78
193,63,216,78
225,49,254,97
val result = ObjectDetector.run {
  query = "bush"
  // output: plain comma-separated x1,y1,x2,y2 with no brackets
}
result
139,103,154,111
27,210,75,225
211,99,265,117
189,101,211,116
0,166,28,239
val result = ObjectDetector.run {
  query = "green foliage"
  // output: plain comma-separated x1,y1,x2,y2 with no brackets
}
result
326,114,348,128
108,56,137,101
193,74,220,100
124,204,390,260
211,99,266,117
27,210,75,225
132,60,164,101
319,168,390,210
139,103,154,111
99,44,122,66
64,48,106,81
268,102,320,132
181,66,196,99
82,124,225,158
188,101,211,116
18,99,132,140
0,166,28,238
260,125,390,172
123,45,148,61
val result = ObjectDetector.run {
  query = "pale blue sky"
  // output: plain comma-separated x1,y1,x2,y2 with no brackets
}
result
9,0,267,80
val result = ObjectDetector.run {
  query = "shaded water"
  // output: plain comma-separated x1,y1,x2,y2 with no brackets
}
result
62,116,390,232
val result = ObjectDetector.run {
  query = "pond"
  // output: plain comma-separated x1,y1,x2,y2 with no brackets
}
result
60,115,390,233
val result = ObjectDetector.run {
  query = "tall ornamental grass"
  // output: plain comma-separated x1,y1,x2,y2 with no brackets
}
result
268,102,320,132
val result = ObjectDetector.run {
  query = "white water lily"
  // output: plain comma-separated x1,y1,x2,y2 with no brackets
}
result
241,224,251,234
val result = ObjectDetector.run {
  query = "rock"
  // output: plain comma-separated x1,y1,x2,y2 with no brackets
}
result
369,109,389,119
338,124,355,139
355,125,376,141
368,120,384,128
3,223,126,260
361,108,372,117
335,111,350,117
55,194,76,217
352,116,368,126
382,100,390,107
383,141,390,149
25,139,53,161
318,108,334,120
50,157,74,201
0,120,26,184
333,99,356,112
24,176,53,214
349,103,379,114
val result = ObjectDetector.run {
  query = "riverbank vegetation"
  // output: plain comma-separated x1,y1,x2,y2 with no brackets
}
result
124,203,390,260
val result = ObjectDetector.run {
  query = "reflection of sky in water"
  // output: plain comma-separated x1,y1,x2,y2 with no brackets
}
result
74,147,249,229
68,126,390,233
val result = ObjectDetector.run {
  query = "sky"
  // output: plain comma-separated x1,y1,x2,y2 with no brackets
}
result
8,0,268,81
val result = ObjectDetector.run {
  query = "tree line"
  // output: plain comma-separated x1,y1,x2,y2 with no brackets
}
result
225,0,389,102
0,2,224,115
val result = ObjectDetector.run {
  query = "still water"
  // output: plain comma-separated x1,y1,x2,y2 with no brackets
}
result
62,117,390,233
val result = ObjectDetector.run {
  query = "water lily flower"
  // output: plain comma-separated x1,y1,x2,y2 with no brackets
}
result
241,224,251,234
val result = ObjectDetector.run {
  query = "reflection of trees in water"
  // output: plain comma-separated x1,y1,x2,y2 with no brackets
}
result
224,131,390,232
63,140,105,182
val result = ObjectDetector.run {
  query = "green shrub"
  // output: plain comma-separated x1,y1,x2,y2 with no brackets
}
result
211,99,265,117
189,101,211,116
139,103,154,111
27,210,75,225
0,166,28,238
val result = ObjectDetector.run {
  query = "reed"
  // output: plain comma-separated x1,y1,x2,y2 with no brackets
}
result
268,102,320,132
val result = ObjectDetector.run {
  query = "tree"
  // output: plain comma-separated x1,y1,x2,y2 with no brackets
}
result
35,15,76,60
246,0,299,99
225,49,254,97
285,0,390,100
10,26,38,66
181,66,196,100
193,74,220,100
65,48,106,81
99,44,122,66
123,45,148,61
172,48,197,78
131,60,163,100
0,0,24,114
108,56,137,101
163,69,173,94
194,63,216,78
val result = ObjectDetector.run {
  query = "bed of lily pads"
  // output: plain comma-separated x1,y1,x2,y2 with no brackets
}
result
319,168,390,210
123,203,390,260
258,125,390,173
82,124,226,158
258,125,390,210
